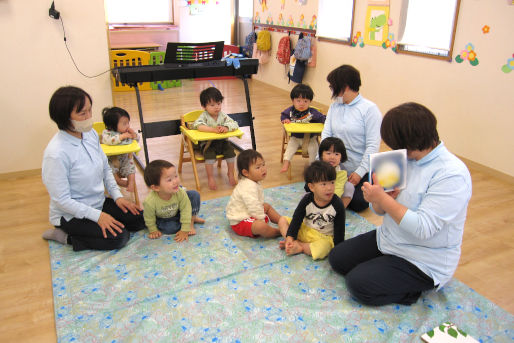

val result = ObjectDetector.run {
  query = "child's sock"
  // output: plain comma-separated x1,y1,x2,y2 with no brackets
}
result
42,228,68,245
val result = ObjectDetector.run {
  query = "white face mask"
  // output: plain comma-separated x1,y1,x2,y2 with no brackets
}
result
71,117,93,133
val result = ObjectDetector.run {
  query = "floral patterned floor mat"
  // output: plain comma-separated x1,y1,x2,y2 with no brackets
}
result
49,183,513,342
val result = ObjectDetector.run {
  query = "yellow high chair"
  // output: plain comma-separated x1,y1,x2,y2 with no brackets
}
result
280,107,325,180
93,122,141,206
178,110,244,191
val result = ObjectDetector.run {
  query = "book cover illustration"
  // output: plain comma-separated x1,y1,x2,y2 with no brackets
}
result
369,149,407,191
421,322,479,343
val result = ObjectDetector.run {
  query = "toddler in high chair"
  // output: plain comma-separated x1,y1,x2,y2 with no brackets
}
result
101,106,139,193
281,161,346,260
280,84,325,173
226,149,289,238
143,160,205,241
192,87,239,190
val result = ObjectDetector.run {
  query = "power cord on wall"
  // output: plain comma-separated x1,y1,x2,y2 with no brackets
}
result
49,1,112,78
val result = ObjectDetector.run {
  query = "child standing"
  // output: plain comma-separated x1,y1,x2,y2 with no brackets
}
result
280,84,326,173
226,149,289,238
143,160,205,241
318,137,355,208
192,87,239,190
282,161,346,260
101,107,139,192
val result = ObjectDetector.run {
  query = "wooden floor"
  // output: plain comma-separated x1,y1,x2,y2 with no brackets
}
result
1,79,512,342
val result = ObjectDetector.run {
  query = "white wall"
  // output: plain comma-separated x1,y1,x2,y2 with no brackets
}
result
253,1,514,177
0,0,112,174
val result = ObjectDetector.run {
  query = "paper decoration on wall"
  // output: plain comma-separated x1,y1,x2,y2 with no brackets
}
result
351,31,365,48
259,0,268,12
388,18,393,26
482,25,490,34
382,32,397,52
364,5,390,46
278,13,285,26
298,0,308,4
266,13,274,25
455,43,479,66
254,12,261,23
501,54,514,73
298,14,305,28
281,0,285,10
309,15,317,30
185,0,219,5
288,15,294,27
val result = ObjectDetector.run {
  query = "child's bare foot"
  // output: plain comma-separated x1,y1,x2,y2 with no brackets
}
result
189,222,197,236
148,231,162,239
208,177,217,190
279,240,286,250
286,240,303,255
228,173,237,186
280,161,290,173
194,216,205,224
278,216,289,238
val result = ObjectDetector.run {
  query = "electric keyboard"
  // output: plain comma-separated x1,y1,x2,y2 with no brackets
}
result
113,59,259,84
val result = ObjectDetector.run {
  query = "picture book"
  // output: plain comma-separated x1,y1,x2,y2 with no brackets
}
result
421,322,479,343
369,149,407,191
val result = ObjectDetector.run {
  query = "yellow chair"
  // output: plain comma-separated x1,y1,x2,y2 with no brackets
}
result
93,122,141,206
109,50,152,92
280,107,325,180
178,110,244,191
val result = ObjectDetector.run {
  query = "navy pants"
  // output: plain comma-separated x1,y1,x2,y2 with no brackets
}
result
58,198,145,251
329,230,435,306
347,173,369,212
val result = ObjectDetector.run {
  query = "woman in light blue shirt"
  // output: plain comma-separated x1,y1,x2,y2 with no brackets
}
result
41,86,144,251
322,65,382,212
329,103,472,306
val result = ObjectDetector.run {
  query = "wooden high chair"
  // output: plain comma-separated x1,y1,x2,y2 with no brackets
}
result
93,122,141,206
280,107,325,180
178,110,244,191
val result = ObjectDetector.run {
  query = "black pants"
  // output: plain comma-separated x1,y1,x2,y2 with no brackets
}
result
348,173,369,212
329,230,435,306
58,198,145,251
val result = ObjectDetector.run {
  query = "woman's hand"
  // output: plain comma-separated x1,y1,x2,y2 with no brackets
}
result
97,212,124,238
348,172,362,186
282,119,291,124
361,173,386,204
115,197,142,215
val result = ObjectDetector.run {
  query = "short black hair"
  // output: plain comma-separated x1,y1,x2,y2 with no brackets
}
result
144,159,174,187
290,84,314,101
304,160,336,184
237,149,263,178
326,65,361,98
381,102,439,151
49,86,92,130
200,87,224,107
102,107,130,131
319,137,348,163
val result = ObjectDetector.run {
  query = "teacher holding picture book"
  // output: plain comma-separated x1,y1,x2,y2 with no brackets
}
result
329,102,472,306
